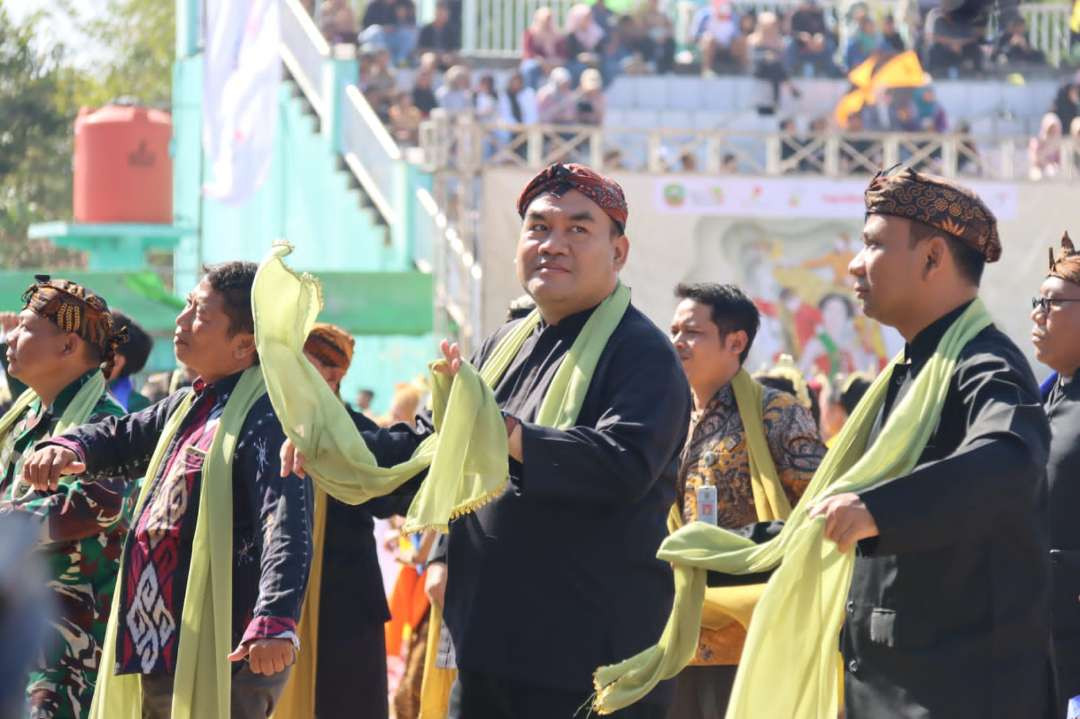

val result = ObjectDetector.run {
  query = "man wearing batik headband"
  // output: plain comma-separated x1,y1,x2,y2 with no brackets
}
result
0,276,129,719
809,167,1054,718
1032,232,1080,713
280,162,692,717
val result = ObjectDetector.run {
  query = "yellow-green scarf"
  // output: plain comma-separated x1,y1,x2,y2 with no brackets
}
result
594,299,992,717
669,369,789,635
0,372,107,496
731,368,791,522
0,373,106,441
89,366,267,719
251,243,631,534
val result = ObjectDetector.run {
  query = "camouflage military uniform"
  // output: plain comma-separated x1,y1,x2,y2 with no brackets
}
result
0,371,130,719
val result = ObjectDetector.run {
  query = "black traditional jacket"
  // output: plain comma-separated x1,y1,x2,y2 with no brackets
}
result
366,302,691,701
1046,368,1080,710
842,302,1054,719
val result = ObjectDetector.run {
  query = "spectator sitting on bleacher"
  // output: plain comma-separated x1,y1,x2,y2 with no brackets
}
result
412,66,438,116
522,8,567,90
913,86,947,132
319,0,357,44
498,72,539,125
564,4,607,84
385,1,418,66
633,0,677,74
537,67,578,124
1053,73,1080,132
1029,112,1064,180
361,0,396,29
389,90,423,145
844,14,879,71
786,0,839,77
436,64,472,112
749,11,800,113
475,75,499,123
841,112,879,173
955,120,981,175
591,0,615,36
888,91,922,132
693,0,746,76
880,13,906,53
923,3,983,77
576,68,606,125
418,1,460,70
359,44,397,120
602,15,648,81
993,16,1046,66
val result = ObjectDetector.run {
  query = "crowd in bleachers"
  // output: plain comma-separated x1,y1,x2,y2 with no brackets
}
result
305,0,1080,178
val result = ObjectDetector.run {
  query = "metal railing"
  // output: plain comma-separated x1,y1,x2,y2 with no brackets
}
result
415,188,483,353
280,0,330,119
341,86,404,224
424,119,1080,182
461,0,1074,65
280,0,408,229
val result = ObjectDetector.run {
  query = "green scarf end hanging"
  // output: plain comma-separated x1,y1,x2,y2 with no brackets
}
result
253,243,633,536
592,299,994,718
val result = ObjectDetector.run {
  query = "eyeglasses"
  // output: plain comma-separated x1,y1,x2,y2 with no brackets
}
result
1032,296,1080,313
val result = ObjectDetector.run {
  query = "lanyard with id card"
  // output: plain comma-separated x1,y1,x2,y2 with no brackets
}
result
695,449,719,525
696,484,718,526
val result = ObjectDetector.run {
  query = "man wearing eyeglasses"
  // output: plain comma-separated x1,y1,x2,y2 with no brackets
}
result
1032,231,1080,714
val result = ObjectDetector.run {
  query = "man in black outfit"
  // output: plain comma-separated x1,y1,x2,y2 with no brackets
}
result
813,168,1055,719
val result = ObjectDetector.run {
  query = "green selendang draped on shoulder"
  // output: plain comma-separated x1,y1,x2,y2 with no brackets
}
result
251,243,631,533
592,299,994,718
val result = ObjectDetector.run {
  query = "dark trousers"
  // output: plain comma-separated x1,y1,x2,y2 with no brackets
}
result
666,665,737,719
458,670,668,719
315,619,388,719
140,665,291,719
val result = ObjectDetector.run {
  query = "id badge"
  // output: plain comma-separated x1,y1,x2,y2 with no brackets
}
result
696,484,718,526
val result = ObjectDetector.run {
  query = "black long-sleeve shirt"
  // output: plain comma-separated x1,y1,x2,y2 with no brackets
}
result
842,301,1054,719
1045,368,1080,711
45,371,313,676
363,302,691,699
319,406,410,628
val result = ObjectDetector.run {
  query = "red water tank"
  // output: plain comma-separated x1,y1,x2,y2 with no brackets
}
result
73,105,173,224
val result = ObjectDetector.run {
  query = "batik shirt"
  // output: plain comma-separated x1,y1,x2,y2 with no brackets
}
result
46,371,312,677
679,382,825,665
0,370,128,719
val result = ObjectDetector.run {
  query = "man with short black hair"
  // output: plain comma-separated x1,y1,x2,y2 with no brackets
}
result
418,1,460,67
23,262,313,719
597,168,1053,719
667,282,824,719
812,167,1054,718
107,310,154,412
275,163,691,718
